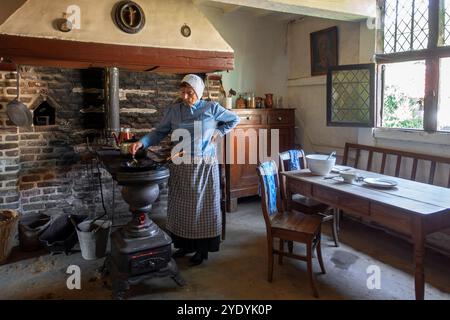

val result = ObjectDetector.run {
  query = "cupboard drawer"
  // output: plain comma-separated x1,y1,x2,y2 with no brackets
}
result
236,112,263,125
267,110,294,125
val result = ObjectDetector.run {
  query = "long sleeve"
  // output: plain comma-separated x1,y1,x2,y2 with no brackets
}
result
212,103,240,137
139,106,173,149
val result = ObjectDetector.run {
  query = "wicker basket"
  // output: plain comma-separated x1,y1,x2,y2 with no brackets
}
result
0,209,20,264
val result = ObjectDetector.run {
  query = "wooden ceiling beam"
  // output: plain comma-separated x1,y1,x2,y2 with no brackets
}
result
207,0,375,21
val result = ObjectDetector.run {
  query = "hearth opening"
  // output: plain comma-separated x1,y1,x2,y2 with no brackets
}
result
33,100,55,126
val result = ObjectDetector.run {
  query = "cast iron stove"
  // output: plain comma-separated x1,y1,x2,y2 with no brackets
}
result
99,153,184,299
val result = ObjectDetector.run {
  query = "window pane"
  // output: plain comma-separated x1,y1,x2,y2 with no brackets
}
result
438,58,450,131
382,61,425,129
444,0,450,46
327,64,375,127
384,0,429,53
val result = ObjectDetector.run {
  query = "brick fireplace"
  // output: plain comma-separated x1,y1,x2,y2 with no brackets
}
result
0,66,187,220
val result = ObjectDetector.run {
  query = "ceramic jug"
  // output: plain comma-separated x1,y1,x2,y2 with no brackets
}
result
264,93,274,108
236,95,246,109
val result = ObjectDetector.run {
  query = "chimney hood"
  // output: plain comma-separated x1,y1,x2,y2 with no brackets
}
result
0,0,234,73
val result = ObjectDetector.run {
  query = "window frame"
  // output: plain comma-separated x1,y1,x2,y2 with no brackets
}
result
326,63,376,127
375,0,450,132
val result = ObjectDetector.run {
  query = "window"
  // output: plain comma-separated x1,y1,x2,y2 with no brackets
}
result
377,0,450,132
327,64,375,127
381,60,425,129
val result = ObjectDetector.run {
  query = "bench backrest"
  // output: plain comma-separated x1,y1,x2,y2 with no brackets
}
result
342,143,450,188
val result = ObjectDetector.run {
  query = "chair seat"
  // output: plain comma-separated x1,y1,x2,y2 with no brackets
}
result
292,194,329,213
271,211,322,236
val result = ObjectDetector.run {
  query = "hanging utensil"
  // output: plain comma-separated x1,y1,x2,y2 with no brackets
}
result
6,66,33,127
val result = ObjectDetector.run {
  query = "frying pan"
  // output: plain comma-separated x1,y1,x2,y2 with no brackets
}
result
6,68,32,127
120,158,160,171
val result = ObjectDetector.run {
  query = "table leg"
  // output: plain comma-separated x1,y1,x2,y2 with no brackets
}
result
412,220,425,300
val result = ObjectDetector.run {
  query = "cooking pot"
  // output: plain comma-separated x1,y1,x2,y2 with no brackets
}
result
6,67,32,127
119,142,133,156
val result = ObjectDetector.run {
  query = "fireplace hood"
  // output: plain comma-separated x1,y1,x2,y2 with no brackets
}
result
0,0,234,73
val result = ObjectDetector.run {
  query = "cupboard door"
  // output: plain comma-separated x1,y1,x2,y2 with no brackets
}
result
226,127,260,205
278,127,294,153
266,127,294,156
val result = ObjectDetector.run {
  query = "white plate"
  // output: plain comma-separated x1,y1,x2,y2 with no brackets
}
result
363,178,398,188
331,165,353,173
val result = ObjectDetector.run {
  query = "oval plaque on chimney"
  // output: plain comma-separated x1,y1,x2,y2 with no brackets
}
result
114,1,146,34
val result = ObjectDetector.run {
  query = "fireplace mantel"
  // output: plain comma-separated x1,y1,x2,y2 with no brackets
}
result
0,35,234,73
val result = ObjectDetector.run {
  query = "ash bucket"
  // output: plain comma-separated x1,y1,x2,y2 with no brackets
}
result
76,220,111,260
19,213,51,251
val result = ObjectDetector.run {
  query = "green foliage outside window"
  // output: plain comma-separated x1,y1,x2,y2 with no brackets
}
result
382,86,424,129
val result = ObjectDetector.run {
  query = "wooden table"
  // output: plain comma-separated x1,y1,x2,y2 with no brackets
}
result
281,169,450,300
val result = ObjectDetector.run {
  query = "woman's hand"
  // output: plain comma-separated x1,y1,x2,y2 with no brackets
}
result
210,132,221,145
129,141,143,156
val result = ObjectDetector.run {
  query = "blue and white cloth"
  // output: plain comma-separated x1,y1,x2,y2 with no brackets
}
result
260,161,278,216
166,159,221,239
288,149,302,171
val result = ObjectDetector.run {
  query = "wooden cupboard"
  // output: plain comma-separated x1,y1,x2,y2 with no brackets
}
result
223,108,295,212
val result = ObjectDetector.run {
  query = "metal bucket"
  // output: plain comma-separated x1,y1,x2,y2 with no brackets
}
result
76,220,111,260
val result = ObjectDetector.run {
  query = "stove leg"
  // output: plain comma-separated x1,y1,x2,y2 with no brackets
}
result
98,257,110,278
167,258,186,287
171,274,186,287
112,279,130,300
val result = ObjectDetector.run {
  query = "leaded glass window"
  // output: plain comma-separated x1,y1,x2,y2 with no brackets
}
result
443,0,450,45
327,64,375,127
384,0,429,53
377,0,450,132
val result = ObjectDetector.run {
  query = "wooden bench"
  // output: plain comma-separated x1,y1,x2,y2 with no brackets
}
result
341,142,450,256
343,143,450,188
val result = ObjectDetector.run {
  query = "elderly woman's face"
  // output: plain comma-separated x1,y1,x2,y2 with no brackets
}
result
180,85,198,107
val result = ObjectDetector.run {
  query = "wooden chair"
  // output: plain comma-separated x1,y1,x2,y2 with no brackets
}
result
257,160,326,298
279,150,340,247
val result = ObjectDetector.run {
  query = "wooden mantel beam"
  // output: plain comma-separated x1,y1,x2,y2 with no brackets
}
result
0,35,234,73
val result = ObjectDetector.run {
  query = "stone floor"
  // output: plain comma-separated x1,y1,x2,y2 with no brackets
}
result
1,197,449,300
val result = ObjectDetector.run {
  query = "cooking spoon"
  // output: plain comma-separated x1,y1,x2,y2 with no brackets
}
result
327,151,336,160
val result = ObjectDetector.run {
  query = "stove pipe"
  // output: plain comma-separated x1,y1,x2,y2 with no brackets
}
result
104,67,120,135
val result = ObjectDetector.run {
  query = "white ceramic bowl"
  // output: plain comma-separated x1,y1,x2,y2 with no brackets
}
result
340,170,357,183
306,154,336,176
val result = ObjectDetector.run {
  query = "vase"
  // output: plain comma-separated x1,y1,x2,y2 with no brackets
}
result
236,95,246,109
264,93,273,108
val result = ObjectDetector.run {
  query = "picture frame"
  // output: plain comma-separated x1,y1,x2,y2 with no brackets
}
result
310,26,338,76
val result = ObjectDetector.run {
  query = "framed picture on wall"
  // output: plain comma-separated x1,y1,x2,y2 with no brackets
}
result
310,26,338,76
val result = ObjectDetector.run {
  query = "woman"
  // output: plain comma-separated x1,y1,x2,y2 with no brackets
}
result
130,74,240,266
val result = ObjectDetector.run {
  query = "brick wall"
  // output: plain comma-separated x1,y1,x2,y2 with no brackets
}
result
0,67,214,219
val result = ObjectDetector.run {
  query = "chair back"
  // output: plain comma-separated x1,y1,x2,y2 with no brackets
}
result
279,150,307,202
257,161,283,227
279,149,307,172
